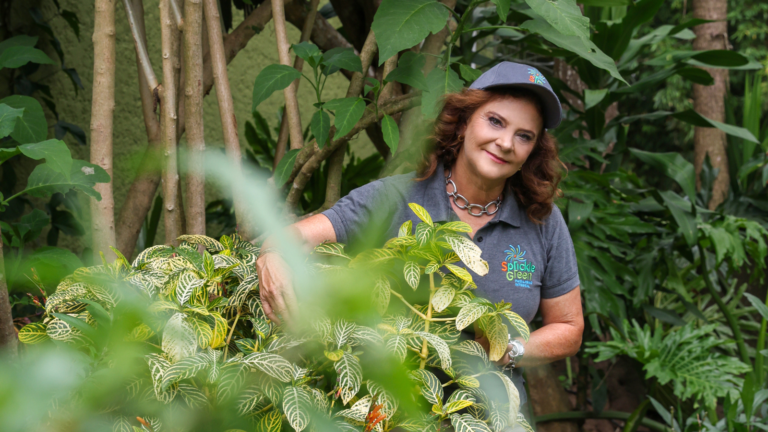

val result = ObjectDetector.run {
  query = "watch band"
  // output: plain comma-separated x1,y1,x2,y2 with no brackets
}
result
503,339,525,372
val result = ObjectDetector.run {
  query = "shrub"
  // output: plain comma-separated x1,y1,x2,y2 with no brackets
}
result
20,204,531,432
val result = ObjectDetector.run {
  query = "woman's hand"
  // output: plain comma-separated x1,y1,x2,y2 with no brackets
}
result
255,251,298,325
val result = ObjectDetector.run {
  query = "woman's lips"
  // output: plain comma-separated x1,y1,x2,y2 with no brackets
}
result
485,150,508,164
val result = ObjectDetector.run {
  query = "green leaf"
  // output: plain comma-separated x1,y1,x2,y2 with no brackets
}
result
414,331,452,369
450,413,493,432
643,305,686,327
18,322,49,344
322,97,366,139
283,386,311,431
422,67,463,119
22,159,110,200
408,203,433,226
744,293,768,321
381,114,399,154
584,89,608,110
384,52,427,91
371,0,451,66
310,109,330,148
242,352,295,382
335,353,363,404
19,139,73,178
502,310,530,342
252,64,302,110
629,149,696,203
455,303,491,331
647,50,750,68
525,0,590,43
412,369,444,405
0,103,24,140
521,18,626,84
255,409,282,432
292,41,323,68
321,47,362,75
162,353,211,390
0,95,47,144
458,64,483,84
672,109,759,143
0,45,55,69
657,190,697,246
15,208,49,242
490,0,511,21
0,35,38,57
273,148,300,187
675,67,714,86
577,0,630,5
404,260,421,289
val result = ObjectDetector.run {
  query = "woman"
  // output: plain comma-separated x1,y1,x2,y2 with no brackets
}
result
256,62,584,408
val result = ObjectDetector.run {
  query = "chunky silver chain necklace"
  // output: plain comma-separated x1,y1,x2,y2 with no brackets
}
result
445,169,502,217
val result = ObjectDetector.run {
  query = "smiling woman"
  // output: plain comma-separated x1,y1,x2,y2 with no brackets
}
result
256,61,584,413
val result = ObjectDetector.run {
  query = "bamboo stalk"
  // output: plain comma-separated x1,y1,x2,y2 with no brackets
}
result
160,0,183,246
203,0,252,240
90,0,118,261
183,0,206,236
271,0,304,151
273,0,320,168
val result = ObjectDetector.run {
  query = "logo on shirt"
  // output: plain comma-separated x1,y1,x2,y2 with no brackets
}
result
501,245,535,288
528,68,547,85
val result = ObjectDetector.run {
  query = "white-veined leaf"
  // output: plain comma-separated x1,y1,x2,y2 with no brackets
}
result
333,319,357,348
386,334,408,362
314,242,351,259
283,385,311,431
502,310,530,342
255,409,282,432
491,371,520,424
409,203,433,226
445,264,475,286
438,221,472,233
398,220,412,237
450,413,493,432
335,353,363,404
442,233,489,276
413,331,452,369
431,286,456,312
349,248,399,268
19,322,49,344
404,260,421,289
242,352,294,382
373,277,391,315
162,313,198,362
162,353,211,390
455,303,491,331
177,382,208,408
176,235,225,252
480,314,508,362
415,222,434,247
176,271,204,305
411,369,443,406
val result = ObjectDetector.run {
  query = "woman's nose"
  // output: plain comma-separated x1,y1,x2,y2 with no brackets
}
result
496,134,515,151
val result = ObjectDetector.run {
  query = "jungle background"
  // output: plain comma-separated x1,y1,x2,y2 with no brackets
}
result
1,0,768,431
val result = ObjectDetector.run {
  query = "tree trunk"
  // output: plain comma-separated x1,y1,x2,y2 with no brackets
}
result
273,0,320,168
183,0,206,236
204,0,252,240
159,0,183,246
0,236,18,355
527,364,579,432
116,0,162,258
271,0,304,152
90,0,118,261
692,0,729,210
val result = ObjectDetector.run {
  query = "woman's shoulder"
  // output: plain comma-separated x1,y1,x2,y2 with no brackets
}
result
352,171,417,199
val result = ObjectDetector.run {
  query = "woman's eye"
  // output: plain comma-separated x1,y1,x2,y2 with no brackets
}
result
489,117,502,127
519,134,533,142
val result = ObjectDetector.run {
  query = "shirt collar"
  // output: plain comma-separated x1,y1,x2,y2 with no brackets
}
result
420,163,522,228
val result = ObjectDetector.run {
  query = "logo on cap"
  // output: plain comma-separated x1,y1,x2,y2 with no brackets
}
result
528,68,547,85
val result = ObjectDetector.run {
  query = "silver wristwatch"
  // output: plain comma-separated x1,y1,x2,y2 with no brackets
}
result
502,336,525,372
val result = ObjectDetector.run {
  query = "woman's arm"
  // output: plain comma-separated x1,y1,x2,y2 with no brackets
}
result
476,287,583,367
256,214,336,324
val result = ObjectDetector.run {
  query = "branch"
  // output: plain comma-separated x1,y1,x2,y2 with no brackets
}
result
285,93,420,209
421,0,456,75
0,237,18,355
123,0,159,97
322,30,378,210
204,0,252,240
169,0,183,29
183,0,206,236
159,0,182,246
272,0,304,151
116,0,161,258
284,0,352,54
90,0,118,261
274,0,320,167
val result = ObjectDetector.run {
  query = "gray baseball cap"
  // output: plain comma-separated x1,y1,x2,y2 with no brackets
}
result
469,61,563,129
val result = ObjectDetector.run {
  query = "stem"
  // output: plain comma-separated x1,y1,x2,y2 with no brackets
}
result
183,0,206,237
204,0,252,240
419,273,436,369
756,291,768,381
535,411,669,432
461,25,521,33
271,0,304,151
159,0,182,247
274,0,320,168
223,309,240,361
443,0,480,68
390,289,427,320
697,243,751,367
123,0,159,93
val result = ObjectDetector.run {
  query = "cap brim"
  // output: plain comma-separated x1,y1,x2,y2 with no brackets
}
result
480,83,562,129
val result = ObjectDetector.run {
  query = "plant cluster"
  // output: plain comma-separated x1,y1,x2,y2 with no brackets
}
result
20,204,531,432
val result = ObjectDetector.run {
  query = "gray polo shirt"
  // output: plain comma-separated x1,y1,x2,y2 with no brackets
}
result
321,163,580,324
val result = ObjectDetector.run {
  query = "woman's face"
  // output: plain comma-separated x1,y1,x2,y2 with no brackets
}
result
457,96,543,186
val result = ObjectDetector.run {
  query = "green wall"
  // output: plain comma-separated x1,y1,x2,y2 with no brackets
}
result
3,0,371,254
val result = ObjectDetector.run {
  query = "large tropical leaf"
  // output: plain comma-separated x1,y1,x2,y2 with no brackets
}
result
371,0,450,65
335,353,363,404
283,386,311,431
252,64,303,109
242,352,295,382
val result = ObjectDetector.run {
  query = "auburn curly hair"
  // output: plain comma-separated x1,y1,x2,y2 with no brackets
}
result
417,87,564,224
